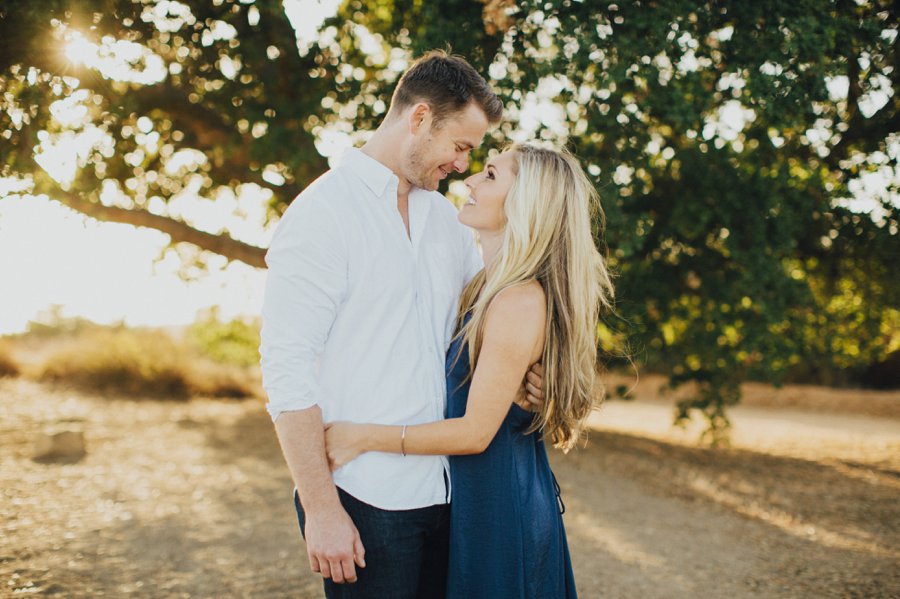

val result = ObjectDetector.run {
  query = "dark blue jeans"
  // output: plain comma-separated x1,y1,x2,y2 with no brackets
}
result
294,488,449,599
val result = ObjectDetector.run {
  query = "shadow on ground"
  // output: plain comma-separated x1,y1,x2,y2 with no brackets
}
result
555,430,899,599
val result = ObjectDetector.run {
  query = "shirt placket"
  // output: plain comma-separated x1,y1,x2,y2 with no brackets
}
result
407,194,451,501
380,183,437,408
405,194,444,424
383,184,448,501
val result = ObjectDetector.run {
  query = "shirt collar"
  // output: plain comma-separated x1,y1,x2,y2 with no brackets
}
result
338,148,399,198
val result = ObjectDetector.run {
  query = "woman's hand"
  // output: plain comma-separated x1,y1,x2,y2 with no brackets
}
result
324,422,369,471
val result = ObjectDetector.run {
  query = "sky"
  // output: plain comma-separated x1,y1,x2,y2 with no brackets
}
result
0,193,266,333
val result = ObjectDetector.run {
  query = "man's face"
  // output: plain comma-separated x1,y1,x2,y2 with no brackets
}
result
403,102,490,191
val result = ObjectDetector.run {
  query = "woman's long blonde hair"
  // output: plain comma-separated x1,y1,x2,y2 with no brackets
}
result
456,143,615,451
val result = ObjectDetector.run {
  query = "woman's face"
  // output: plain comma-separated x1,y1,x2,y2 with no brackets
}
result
458,150,517,233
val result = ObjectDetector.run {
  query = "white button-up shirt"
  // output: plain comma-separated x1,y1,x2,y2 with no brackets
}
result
260,148,482,510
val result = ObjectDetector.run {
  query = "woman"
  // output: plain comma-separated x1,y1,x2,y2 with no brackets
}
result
325,143,615,598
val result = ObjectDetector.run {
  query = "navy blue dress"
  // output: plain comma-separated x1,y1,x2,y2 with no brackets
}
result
445,317,578,598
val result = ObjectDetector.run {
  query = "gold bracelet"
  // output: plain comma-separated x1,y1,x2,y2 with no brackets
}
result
401,425,407,457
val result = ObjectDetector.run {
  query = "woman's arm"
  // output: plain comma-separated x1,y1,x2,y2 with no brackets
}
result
325,283,546,469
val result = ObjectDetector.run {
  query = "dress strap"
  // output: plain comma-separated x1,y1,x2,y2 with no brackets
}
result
551,471,566,515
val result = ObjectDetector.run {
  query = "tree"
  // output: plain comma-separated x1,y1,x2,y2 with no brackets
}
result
2,0,897,437
1,0,340,267
341,0,899,437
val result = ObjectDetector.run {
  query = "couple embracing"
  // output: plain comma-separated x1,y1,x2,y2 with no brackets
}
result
260,50,614,599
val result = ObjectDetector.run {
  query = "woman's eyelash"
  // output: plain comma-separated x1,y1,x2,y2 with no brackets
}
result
487,171,495,180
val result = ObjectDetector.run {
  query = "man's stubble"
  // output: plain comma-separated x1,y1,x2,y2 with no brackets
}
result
404,133,439,192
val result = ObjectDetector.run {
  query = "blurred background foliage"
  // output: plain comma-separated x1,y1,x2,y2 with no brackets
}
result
1,0,897,437
8,306,261,398
187,307,261,367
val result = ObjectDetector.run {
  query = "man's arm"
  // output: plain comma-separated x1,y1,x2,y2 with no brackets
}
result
274,408,364,583
260,195,362,584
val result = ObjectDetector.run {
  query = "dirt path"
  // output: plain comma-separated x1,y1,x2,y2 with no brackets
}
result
590,399,900,469
1,378,898,598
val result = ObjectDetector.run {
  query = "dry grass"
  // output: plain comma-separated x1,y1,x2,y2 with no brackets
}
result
36,327,259,399
0,341,19,378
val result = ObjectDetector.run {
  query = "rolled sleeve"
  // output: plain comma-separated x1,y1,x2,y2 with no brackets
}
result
260,194,347,421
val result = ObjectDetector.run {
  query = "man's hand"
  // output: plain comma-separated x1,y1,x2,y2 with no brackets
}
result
513,362,545,413
273,409,363,583
303,504,366,584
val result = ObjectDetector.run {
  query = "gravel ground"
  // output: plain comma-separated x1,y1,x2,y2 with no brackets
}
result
1,377,898,598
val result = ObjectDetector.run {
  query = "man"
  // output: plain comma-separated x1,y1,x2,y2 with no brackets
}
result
260,50,541,598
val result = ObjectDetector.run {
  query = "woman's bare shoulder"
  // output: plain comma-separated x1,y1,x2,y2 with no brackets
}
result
490,280,545,314
483,281,547,348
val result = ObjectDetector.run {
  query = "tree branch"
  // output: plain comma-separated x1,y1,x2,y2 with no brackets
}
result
52,189,267,268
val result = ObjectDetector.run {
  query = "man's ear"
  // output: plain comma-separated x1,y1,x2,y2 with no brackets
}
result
408,102,432,134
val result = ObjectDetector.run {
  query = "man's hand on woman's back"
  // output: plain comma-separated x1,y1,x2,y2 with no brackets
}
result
514,362,544,413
